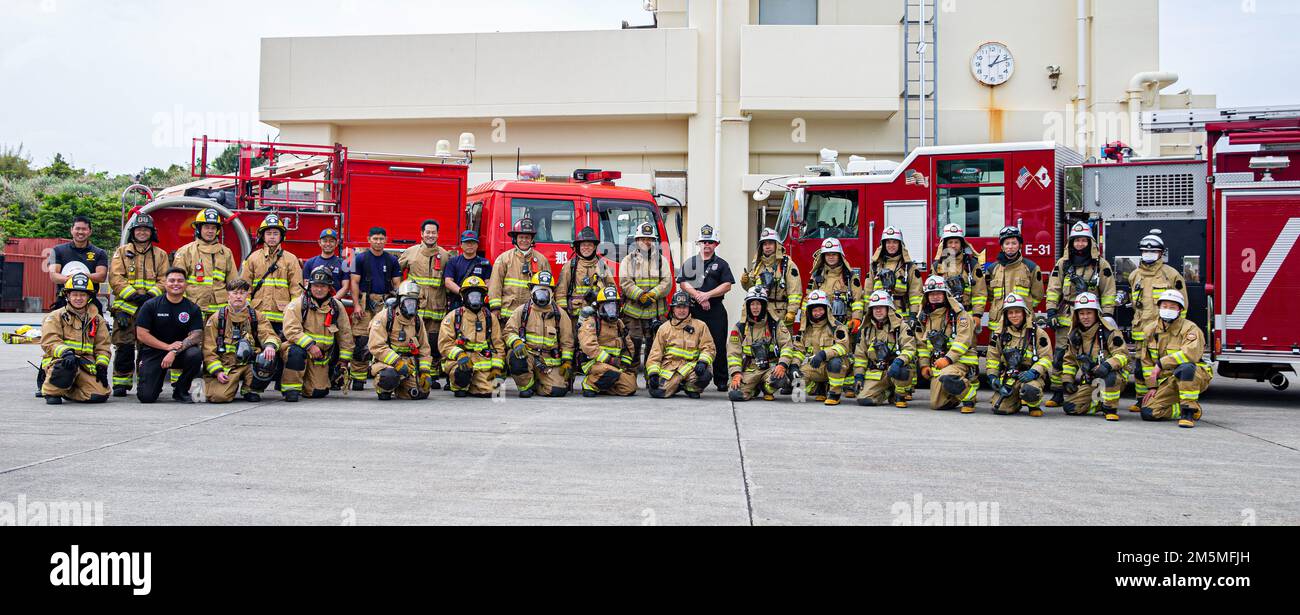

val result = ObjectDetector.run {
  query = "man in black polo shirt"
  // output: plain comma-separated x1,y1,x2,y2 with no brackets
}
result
678,225,735,392
135,267,205,403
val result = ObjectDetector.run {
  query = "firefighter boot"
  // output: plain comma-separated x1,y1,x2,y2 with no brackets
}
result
1045,389,1063,408
960,401,975,414
825,392,841,406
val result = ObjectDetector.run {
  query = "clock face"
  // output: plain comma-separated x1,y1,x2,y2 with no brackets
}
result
971,42,1014,86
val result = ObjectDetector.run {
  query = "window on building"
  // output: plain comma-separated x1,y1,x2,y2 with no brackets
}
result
936,158,1006,238
802,189,859,240
759,0,817,25
511,198,575,244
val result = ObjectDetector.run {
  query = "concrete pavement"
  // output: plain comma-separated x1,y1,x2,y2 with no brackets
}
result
1,343,1296,525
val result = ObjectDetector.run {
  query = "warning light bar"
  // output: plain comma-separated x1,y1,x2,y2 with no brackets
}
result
573,169,622,183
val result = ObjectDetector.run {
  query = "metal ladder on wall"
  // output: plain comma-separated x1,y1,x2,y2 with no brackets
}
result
903,0,938,154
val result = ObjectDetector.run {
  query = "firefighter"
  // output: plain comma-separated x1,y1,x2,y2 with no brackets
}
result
400,219,451,388
917,276,978,412
1044,221,1117,408
106,214,169,397
240,214,303,336
1059,292,1129,421
368,281,434,401
439,276,505,398
1137,290,1211,428
867,226,923,317
39,273,111,404
740,227,801,325
852,290,916,408
201,279,280,403
981,225,1044,335
1126,229,1187,411
503,271,575,398
725,287,795,402
577,286,638,397
796,289,852,406
983,293,1052,416
931,223,987,315
172,208,238,317
645,291,716,399
489,217,551,324
620,222,673,370
281,266,355,401
804,238,864,338
557,226,617,317
348,227,402,391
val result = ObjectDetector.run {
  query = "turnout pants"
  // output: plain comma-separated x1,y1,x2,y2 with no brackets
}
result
803,363,852,397
929,363,977,410
42,361,109,402
442,354,498,396
136,347,202,403
280,345,339,399
733,368,778,401
349,307,381,385
582,362,638,396
370,361,430,400
655,370,706,398
204,364,254,403
991,372,1046,415
1063,375,1125,416
511,359,569,397
1142,365,1212,421
858,369,909,405
110,311,139,391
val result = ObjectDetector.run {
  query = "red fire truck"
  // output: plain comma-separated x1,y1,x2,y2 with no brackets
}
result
772,142,1085,305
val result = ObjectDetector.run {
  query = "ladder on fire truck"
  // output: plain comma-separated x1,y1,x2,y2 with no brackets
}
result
902,0,938,154
1142,105,1300,133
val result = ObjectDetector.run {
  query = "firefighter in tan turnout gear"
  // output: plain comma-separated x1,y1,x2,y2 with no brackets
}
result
645,291,716,399
804,238,864,335
107,213,169,396
281,266,355,401
1059,292,1129,421
400,219,451,386
1126,229,1187,411
201,279,280,403
504,271,574,398
725,287,795,402
173,208,238,316
982,225,1044,335
620,222,673,369
1138,290,1211,428
931,223,987,315
439,276,505,398
796,290,851,406
368,281,434,400
40,273,111,404
240,214,303,334
983,293,1052,416
866,226,923,317
577,287,638,397
489,217,551,324
557,226,617,317
917,276,979,412
740,227,801,326
852,290,917,408
1044,221,1117,408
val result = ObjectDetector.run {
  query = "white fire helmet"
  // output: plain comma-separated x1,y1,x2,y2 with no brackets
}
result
819,238,844,256
804,289,831,310
1139,229,1166,252
940,223,965,241
922,276,950,295
1156,289,1186,310
759,227,780,244
1069,221,1093,241
868,290,894,310
881,226,905,244
1002,293,1030,314
1073,292,1101,313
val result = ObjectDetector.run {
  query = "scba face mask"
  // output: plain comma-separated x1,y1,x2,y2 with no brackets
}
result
1159,307,1180,321
464,290,486,312
531,287,552,307
399,297,420,319
1141,251,1161,264
598,302,619,321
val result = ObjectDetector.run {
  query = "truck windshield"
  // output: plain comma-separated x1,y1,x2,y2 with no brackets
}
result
594,199,659,262
511,198,575,244
775,191,794,241
802,189,859,240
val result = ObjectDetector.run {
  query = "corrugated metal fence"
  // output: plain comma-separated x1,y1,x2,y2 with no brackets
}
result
4,238,70,311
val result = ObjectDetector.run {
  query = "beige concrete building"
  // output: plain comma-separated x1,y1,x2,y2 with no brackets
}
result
260,0,1213,313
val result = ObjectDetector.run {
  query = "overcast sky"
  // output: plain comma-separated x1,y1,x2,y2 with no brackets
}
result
1,0,1296,175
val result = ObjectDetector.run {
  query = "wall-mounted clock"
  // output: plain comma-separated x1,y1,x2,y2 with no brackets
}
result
972,42,1014,86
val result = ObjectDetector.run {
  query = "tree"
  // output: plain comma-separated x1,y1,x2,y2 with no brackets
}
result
41,153,82,179
1,192,122,248
208,143,265,174
0,144,34,179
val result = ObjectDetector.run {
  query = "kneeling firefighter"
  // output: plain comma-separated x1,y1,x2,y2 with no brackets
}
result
1059,292,1129,421
917,276,978,412
438,276,505,398
577,286,638,397
645,291,716,399
202,279,280,403
281,266,355,401
725,287,795,402
367,281,433,400
852,290,917,408
983,293,1052,416
504,271,575,398
1137,290,1212,428
40,273,112,404
796,290,852,406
